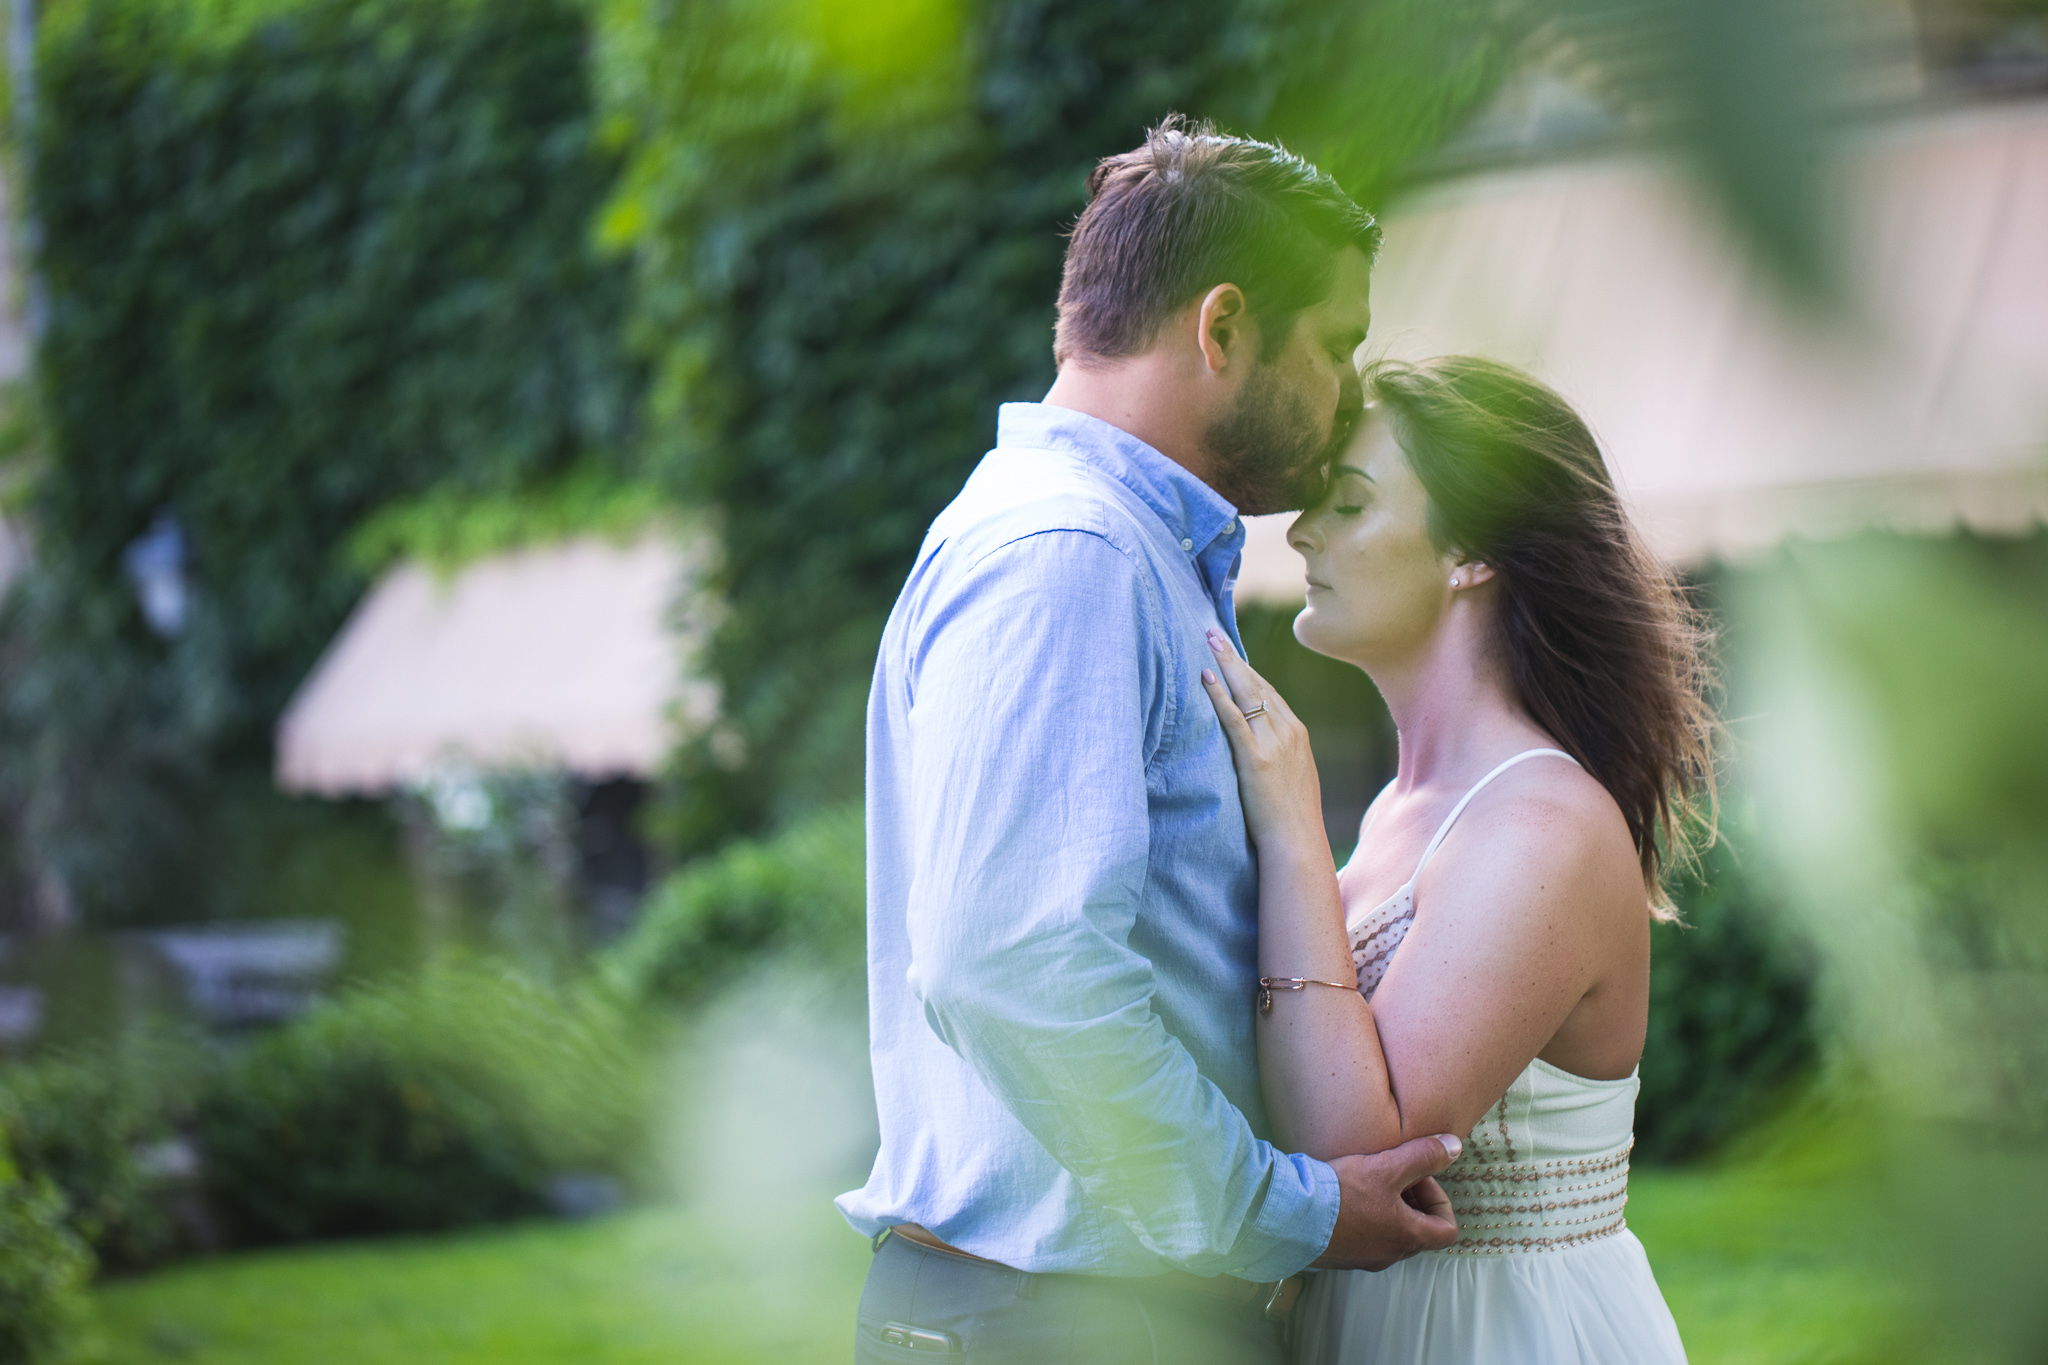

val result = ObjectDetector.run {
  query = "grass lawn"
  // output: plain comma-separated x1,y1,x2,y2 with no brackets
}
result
1629,1165,1926,1365
84,1200,873,1365
89,1000,1945,1364
86,1152,1937,1365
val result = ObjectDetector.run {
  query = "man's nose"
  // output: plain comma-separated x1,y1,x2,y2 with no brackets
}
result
1336,369,1363,426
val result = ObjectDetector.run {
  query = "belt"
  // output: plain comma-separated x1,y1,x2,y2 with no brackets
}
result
887,1224,1305,1323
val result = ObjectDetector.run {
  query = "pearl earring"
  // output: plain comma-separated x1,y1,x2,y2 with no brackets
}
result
1450,575,1461,589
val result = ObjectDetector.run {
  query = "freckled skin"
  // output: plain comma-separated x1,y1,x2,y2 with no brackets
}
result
1199,413,1652,1160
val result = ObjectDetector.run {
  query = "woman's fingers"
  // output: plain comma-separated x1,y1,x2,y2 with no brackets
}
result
1202,629,1252,709
1204,629,1273,715
1200,666,1251,742
1201,639,1318,848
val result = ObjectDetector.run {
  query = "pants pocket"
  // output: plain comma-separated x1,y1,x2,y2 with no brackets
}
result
855,1319,970,1363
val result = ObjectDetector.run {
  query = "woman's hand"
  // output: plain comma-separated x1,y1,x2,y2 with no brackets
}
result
1200,629,1328,852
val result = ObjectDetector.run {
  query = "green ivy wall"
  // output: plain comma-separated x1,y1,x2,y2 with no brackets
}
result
5,0,641,921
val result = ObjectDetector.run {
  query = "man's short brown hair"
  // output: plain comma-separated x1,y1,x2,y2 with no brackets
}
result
1053,116,1379,367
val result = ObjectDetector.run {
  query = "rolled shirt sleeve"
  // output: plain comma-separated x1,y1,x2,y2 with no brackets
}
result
901,527,1338,1279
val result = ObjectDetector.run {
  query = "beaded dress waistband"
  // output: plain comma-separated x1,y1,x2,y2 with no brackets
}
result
1434,1137,1632,1255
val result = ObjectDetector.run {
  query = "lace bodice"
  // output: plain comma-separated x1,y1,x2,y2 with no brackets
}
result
1344,749,1636,1256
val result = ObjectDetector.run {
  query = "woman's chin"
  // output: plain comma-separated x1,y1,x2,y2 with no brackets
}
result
1290,603,1343,658
1293,604,1381,670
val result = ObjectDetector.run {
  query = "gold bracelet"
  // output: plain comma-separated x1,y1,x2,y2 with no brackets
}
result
1257,976,1357,1015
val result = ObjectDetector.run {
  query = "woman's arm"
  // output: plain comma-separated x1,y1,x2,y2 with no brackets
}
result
1201,634,1639,1157
1201,633,1401,1160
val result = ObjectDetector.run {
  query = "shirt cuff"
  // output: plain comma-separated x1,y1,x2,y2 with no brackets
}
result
1229,1152,1341,1282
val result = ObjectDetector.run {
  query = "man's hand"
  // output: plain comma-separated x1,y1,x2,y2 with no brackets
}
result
1313,1134,1462,1270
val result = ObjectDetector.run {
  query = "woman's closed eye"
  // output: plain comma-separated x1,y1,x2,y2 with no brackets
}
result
1325,464,1374,517
1327,484,1371,517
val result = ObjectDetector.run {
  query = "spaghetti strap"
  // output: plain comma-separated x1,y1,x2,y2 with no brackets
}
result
1408,748,1578,884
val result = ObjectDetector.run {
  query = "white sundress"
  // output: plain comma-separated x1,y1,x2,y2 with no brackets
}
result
1293,749,1689,1365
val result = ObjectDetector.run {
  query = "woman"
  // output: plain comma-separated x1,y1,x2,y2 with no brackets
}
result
1199,357,1711,1362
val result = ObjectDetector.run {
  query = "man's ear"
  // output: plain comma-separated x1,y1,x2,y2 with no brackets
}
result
1196,284,1253,374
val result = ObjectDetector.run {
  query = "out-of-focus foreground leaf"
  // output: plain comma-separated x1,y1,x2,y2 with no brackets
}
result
1732,532,2048,1357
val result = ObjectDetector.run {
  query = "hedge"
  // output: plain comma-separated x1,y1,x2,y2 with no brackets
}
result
0,1132,92,1365
0,1032,200,1268
603,802,864,1004
1637,811,1817,1162
197,963,649,1242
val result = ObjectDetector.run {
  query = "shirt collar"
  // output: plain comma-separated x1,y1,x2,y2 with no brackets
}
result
996,403,1241,558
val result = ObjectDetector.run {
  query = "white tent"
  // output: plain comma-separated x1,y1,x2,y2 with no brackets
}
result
276,535,714,795
1237,101,2048,603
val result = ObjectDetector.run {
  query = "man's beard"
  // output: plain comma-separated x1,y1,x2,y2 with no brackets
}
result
1201,363,1352,516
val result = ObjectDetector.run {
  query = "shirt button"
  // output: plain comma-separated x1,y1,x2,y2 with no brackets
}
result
1225,520,1237,535
1180,538,1194,551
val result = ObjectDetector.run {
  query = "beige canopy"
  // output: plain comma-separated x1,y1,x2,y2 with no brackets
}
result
1236,100,2048,603
276,535,714,795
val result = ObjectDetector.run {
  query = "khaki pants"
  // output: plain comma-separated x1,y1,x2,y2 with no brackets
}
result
855,1231,1288,1365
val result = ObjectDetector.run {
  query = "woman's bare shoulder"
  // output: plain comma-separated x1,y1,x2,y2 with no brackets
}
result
1436,758,1645,918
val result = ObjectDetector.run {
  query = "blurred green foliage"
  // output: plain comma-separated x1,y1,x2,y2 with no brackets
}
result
347,467,670,577
1543,0,1842,294
604,803,863,1004
1730,530,2048,1359
0,1032,199,1268
595,0,1519,854
0,965,653,1264
1638,811,1816,1163
1733,533,2048,1113
0,1131,92,1365
3,0,640,923
197,963,648,1242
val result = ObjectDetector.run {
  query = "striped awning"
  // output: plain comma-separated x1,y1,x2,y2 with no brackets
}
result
276,534,714,795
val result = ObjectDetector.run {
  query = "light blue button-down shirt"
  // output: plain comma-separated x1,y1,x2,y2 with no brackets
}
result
837,403,1341,1281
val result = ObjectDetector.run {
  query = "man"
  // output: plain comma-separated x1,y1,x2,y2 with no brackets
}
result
840,118,1462,1364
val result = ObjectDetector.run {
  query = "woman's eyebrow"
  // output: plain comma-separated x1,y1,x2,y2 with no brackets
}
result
1333,465,1375,483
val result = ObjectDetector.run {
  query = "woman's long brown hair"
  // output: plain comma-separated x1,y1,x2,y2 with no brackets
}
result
1364,357,1717,906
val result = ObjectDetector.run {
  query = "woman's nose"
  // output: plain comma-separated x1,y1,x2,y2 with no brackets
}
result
1288,513,1322,556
